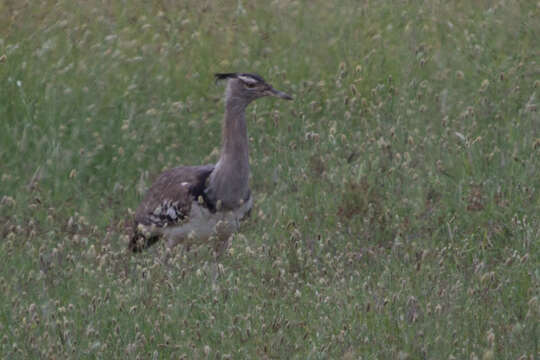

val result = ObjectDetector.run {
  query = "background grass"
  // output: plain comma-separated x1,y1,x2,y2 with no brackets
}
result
1,0,539,358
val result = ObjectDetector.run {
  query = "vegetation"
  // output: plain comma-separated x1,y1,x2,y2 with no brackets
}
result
0,0,538,358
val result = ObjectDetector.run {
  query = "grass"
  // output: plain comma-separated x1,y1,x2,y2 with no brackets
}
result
0,0,539,358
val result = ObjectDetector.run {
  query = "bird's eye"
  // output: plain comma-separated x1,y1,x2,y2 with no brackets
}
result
244,82,256,89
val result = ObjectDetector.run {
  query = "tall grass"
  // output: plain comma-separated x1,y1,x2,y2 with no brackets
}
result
1,0,538,358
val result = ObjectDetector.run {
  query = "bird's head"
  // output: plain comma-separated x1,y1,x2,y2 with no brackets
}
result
215,72,293,105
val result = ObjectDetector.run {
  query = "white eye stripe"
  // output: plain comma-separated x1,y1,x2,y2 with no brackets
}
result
237,75,258,84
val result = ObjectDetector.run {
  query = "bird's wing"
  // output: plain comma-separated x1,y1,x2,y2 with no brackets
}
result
134,164,215,228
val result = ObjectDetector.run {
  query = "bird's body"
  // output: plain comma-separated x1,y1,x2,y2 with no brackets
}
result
129,73,292,252
131,164,252,250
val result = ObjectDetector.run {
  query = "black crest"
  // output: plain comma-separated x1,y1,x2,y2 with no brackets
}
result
214,73,237,83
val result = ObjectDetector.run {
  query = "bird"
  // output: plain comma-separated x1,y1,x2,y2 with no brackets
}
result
129,72,292,252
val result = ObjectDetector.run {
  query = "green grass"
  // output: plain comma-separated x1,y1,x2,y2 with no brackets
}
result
1,0,539,358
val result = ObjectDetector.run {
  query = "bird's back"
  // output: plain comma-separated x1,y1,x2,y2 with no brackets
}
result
129,165,215,251
134,164,215,226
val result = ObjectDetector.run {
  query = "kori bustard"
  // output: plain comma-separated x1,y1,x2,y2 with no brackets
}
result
129,73,292,252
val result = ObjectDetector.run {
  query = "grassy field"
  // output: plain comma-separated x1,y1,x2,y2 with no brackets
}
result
1,0,539,358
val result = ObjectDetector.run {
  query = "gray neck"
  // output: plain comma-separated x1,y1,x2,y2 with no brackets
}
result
206,93,250,209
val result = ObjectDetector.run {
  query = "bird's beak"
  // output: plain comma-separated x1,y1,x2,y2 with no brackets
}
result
266,87,293,100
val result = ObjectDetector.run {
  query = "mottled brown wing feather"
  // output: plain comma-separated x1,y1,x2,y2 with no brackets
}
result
134,164,214,227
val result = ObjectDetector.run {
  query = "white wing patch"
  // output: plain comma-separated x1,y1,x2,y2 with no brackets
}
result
148,199,187,227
